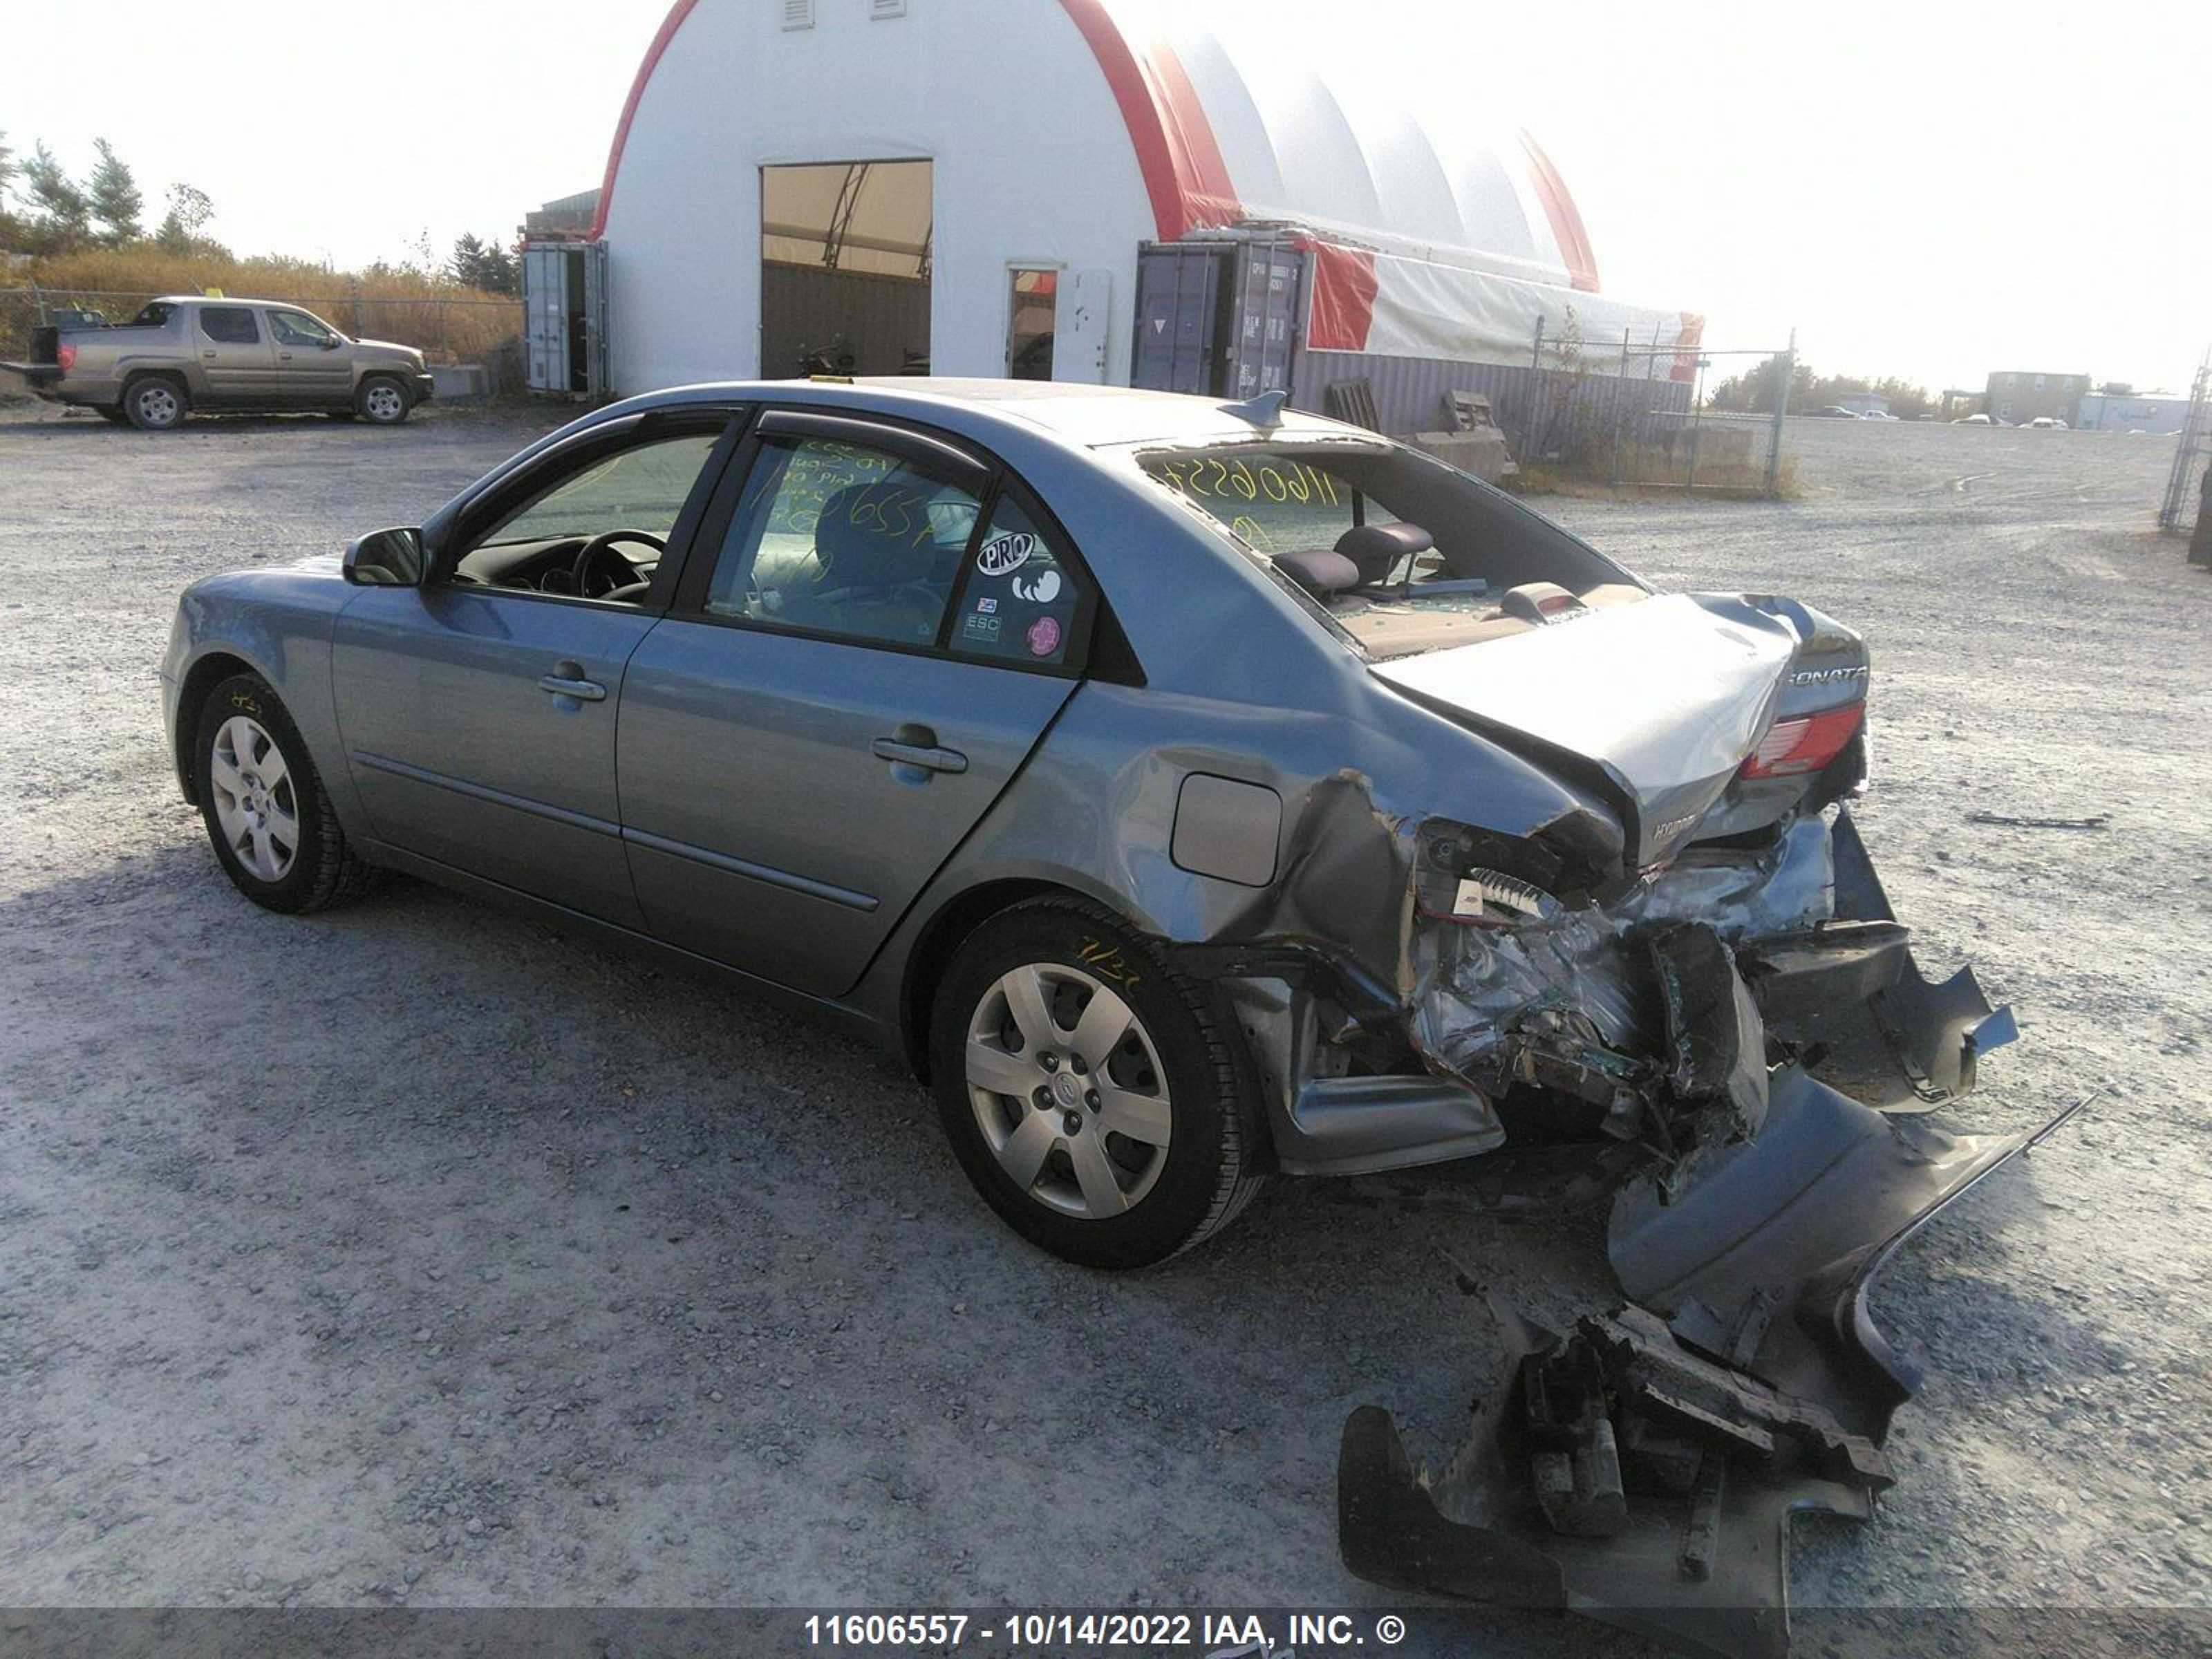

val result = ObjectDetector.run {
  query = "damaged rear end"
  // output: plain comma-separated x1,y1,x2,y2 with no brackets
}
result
1313,592,2065,1656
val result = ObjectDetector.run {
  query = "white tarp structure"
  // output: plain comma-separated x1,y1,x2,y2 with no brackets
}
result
588,0,1697,395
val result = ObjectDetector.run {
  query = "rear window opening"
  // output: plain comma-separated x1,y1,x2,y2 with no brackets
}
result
1138,442,1646,660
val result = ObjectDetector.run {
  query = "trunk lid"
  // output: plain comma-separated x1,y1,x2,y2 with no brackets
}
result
1371,593,1797,868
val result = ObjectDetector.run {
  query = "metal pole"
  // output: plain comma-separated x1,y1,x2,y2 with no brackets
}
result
1764,328,1797,498
1611,330,1629,487
1528,317,1545,459
1687,355,1706,491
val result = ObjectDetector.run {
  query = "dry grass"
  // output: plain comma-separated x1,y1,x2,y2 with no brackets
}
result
6,248,520,363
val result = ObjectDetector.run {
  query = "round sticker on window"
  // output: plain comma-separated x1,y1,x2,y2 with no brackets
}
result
1025,615,1063,657
976,532,1036,577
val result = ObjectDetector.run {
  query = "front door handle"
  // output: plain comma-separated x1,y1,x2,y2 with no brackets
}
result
538,660,607,702
871,736,967,775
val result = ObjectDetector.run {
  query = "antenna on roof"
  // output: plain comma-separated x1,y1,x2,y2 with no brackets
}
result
1220,387,1290,429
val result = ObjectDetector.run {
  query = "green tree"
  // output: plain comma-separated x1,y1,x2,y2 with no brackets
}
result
21,141,91,252
87,138,142,244
1707,353,1811,415
447,232,518,294
154,182,218,252
0,131,19,247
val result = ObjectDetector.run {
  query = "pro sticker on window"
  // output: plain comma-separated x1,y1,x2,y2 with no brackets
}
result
976,531,1035,577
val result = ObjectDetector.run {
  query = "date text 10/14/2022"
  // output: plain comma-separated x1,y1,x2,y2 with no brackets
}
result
801,1610,1405,1652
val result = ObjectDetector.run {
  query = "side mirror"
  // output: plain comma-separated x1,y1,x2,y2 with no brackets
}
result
322,337,344,350
343,526,424,586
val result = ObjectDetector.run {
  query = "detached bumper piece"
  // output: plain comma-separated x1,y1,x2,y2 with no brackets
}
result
1763,811,2020,1111
1339,1067,2090,1659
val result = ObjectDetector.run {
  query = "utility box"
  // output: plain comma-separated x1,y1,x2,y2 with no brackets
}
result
522,240,608,397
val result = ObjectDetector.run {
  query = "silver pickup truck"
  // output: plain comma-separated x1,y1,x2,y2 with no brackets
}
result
4,295,435,430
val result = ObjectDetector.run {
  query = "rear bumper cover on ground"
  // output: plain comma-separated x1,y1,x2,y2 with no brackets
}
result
1339,1074,2083,1659
1333,811,2067,1658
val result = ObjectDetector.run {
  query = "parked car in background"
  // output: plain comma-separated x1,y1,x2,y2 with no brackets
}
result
3,297,433,430
1807,404,1864,418
2023,416,2068,429
1954,413,2006,425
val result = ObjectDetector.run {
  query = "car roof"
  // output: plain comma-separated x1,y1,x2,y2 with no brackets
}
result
617,377,1369,451
151,295,320,308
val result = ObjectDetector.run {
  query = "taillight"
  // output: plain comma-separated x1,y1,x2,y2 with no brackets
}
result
56,344,76,372
1742,705,1862,778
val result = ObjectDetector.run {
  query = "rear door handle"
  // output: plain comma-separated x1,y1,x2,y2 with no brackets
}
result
538,660,607,702
871,737,967,774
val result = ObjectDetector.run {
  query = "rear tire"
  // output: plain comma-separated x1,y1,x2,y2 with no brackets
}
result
355,375,411,426
928,897,1268,1268
192,673,378,913
124,375,188,431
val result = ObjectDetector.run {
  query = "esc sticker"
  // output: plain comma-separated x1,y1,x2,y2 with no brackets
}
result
963,612,1002,643
976,532,1035,577
1025,615,1062,657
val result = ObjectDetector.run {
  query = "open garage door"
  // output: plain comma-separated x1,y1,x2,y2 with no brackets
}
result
761,160,932,379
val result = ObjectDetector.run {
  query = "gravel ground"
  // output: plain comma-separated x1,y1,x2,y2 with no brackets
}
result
0,402,2206,1649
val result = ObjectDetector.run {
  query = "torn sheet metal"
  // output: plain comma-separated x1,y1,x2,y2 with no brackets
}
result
1338,1070,2092,1659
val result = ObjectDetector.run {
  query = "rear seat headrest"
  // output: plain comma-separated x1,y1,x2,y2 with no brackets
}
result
1335,521,1434,584
1273,548,1362,599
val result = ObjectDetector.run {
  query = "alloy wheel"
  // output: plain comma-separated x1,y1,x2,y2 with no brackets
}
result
965,962,1173,1219
209,715,300,882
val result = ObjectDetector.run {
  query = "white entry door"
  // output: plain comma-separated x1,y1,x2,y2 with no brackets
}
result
1054,269,1112,384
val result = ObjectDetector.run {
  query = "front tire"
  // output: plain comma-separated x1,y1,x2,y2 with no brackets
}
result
124,375,188,431
928,898,1267,1268
192,673,377,913
355,375,411,426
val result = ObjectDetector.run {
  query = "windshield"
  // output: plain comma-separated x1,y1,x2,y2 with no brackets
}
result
1138,442,1644,661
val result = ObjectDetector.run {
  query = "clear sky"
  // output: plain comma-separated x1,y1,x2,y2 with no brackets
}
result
8,0,2206,393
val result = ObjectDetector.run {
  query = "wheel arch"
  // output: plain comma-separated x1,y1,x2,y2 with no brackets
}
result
899,877,1121,1082
172,648,262,805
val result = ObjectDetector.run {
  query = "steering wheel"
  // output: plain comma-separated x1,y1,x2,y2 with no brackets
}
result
572,529,666,600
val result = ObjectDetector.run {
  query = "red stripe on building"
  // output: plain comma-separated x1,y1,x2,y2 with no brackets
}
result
588,0,704,241
1517,130,1600,294
1058,0,1242,239
1302,241,1378,353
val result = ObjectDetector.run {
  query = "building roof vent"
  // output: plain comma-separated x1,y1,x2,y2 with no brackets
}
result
870,0,907,16
782,0,814,29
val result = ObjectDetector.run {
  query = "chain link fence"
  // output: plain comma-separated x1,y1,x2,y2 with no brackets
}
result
1,285,523,368
1519,332,1797,496
2155,350,2209,543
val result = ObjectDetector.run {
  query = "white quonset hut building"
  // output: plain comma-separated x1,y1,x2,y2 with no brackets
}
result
532,0,1700,435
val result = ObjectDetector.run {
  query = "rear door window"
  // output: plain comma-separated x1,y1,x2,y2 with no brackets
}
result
945,489,1091,667
704,434,983,650
199,306,261,345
